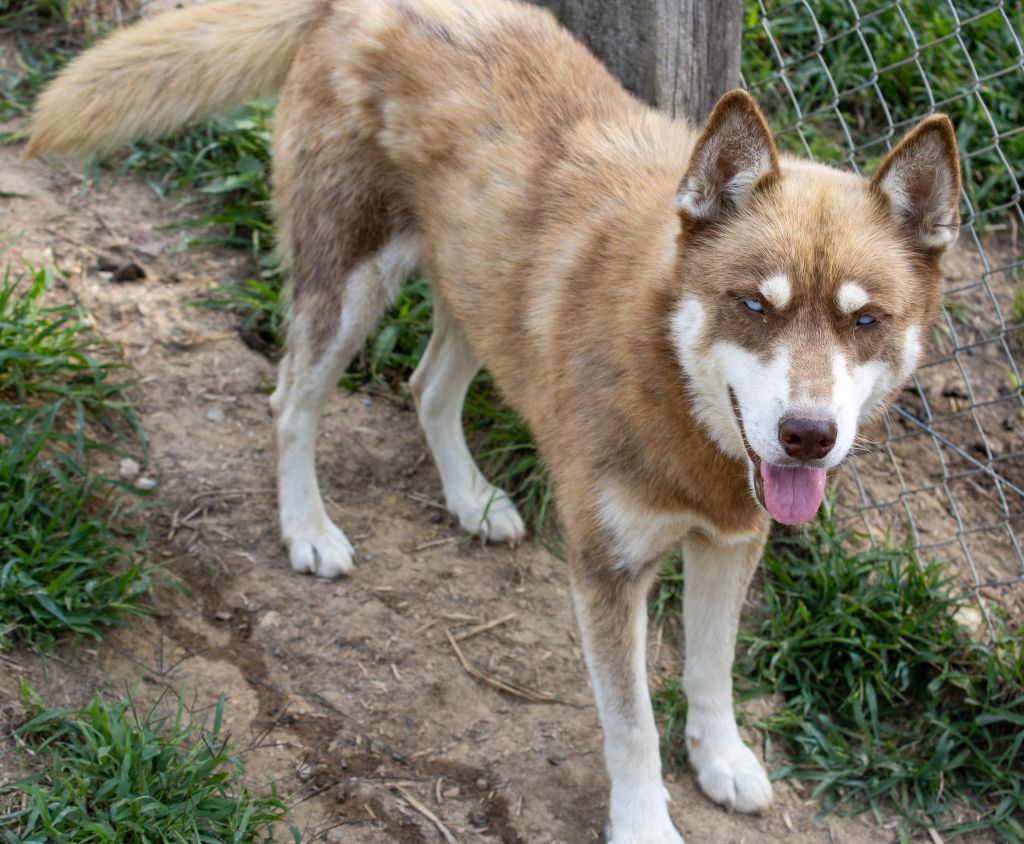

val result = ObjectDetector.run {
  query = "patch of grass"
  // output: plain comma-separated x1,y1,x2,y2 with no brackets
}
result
0,265,150,650
464,371,554,536
0,682,294,842
121,103,276,252
743,1,1024,227
650,552,685,623
0,32,72,128
339,275,435,391
655,517,1024,840
0,0,73,31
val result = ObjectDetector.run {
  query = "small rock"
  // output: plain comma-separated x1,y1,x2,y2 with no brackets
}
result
363,397,374,407
273,644,286,659
136,476,158,491
259,610,280,629
442,786,460,799
213,611,232,622
119,457,141,479
954,604,985,637
206,406,226,424
475,778,488,790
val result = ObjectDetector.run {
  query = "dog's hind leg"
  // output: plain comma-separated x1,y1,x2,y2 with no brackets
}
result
409,298,526,544
271,231,421,578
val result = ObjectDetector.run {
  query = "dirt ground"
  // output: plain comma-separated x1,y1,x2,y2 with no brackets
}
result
0,140,999,844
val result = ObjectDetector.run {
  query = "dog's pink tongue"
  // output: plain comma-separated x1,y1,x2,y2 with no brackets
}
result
760,462,826,525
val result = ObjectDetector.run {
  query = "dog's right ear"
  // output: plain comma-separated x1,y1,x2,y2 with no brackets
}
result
675,90,779,223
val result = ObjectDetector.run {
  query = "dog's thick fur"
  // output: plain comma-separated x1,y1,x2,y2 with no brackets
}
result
29,1,961,840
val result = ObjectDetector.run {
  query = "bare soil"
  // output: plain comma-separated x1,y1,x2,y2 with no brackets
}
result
0,144,994,844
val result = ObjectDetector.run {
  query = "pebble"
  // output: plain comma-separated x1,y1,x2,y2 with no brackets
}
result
136,476,158,491
206,406,226,423
259,610,280,629
119,457,141,479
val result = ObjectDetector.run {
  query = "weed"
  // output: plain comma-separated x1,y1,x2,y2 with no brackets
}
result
655,517,1024,840
0,0,72,32
0,681,294,842
0,266,140,440
0,32,71,129
744,0,1024,227
649,552,685,623
122,103,276,253
0,265,150,650
339,275,434,390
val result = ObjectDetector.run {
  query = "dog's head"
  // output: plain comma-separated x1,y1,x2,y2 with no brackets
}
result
671,91,960,525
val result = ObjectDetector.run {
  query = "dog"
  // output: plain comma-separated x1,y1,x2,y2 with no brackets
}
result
28,0,960,840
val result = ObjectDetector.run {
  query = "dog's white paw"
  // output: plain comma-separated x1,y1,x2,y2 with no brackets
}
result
450,484,526,544
606,785,684,844
688,735,773,814
607,826,684,844
285,520,355,579
606,814,684,843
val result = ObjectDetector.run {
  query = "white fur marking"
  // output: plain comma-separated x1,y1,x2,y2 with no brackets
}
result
674,131,773,220
671,295,791,464
273,233,422,579
597,487,694,568
900,325,923,379
411,301,525,544
837,281,869,315
573,589,682,844
758,273,791,309
682,535,773,814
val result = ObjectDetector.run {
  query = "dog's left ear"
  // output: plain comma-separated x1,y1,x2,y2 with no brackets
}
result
675,90,779,222
872,115,961,252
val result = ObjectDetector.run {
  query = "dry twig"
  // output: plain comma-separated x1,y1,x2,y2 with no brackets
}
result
445,629,559,704
395,785,458,844
452,613,517,642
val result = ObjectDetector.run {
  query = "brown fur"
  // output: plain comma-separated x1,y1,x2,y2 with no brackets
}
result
27,0,960,834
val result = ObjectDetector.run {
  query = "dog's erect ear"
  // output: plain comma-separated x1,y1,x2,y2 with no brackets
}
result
675,90,779,222
872,115,961,252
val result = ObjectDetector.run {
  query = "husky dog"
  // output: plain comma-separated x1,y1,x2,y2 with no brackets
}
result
29,0,960,839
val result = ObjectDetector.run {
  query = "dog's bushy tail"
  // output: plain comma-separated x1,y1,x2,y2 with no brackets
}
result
26,0,321,158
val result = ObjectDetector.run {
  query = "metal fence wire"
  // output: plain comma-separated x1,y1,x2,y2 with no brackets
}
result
742,0,1024,640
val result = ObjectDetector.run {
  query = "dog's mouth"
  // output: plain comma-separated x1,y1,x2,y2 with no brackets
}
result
728,389,827,525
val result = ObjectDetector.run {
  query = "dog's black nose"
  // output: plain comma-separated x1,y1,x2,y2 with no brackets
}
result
778,417,837,461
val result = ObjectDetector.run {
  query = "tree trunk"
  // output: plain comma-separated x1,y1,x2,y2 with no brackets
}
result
534,0,743,124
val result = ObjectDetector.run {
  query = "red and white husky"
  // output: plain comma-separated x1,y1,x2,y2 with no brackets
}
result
30,0,960,839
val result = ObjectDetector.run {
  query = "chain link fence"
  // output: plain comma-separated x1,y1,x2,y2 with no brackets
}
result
742,0,1024,639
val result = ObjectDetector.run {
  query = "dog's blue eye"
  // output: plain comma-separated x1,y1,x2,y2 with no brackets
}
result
743,299,764,314
856,314,876,327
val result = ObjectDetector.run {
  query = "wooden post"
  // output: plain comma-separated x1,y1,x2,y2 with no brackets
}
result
534,0,743,124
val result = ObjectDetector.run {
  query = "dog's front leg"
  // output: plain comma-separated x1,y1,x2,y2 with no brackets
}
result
681,530,773,814
572,558,684,844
